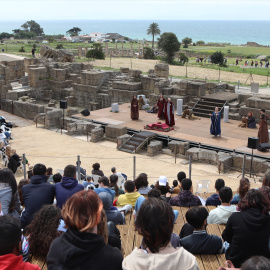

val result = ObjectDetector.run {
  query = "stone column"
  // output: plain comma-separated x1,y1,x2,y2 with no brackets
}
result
176,99,183,116
105,43,108,57
85,47,88,57
223,106,229,122
78,47,82,57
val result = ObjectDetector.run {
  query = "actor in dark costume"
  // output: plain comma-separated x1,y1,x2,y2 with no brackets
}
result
258,109,269,143
239,112,256,128
157,94,166,120
210,107,221,137
138,96,145,110
164,98,175,127
131,96,139,120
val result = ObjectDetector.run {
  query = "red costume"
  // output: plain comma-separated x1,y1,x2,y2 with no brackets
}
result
131,97,139,120
165,100,175,127
157,97,166,119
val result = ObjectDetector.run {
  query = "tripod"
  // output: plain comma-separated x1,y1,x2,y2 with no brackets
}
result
245,71,254,85
249,148,257,183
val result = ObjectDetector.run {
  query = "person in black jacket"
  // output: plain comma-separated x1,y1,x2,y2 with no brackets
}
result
47,190,123,270
222,189,270,268
180,206,223,254
20,163,55,230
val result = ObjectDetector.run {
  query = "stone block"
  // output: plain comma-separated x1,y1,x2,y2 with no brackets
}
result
105,125,127,142
186,148,217,163
147,140,163,156
155,63,169,78
67,122,77,133
117,134,131,149
45,109,62,128
238,93,253,104
67,108,79,117
218,154,233,173
90,127,104,142
168,140,190,155
187,82,206,97
120,67,129,73
129,69,142,78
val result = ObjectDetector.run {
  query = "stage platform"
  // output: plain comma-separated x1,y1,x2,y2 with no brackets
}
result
73,103,270,159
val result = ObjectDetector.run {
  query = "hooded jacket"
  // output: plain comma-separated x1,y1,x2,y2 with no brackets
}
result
122,247,199,270
47,229,123,270
55,176,84,209
117,191,141,207
222,208,270,268
207,205,237,224
0,254,40,270
21,175,55,229
169,190,202,207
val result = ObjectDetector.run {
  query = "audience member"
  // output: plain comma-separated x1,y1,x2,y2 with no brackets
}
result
134,173,151,195
207,187,237,224
7,149,21,174
231,178,250,204
171,179,181,194
179,222,194,239
83,175,94,189
52,173,62,184
17,179,30,208
76,160,86,181
21,163,55,229
117,180,141,207
95,176,116,201
262,173,270,188
46,167,53,183
110,174,125,195
27,205,62,256
177,171,186,190
27,165,33,179
122,198,199,270
155,176,171,201
0,216,40,270
55,165,84,209
47,190,123,270
99,192,124,225
241,256,270,270
170,178,202,207
180,207,223,254
222,189,270,268
0,168,20,220
92,162,104,177
205,178,225,206
111,167,125,184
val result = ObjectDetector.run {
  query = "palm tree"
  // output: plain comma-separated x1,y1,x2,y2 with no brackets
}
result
147,22,161,48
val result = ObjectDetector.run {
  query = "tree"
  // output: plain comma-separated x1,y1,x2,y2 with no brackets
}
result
182,37,192,48
147,22,161,48
66,27,82,36
211,51,224,66
21,20,44,36
158,32,180,64
86,43,105,60
143,47,155,59
179,53,189,64
0,32,13,39
196,40,205,45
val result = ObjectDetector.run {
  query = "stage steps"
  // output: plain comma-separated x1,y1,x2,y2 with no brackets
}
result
118,131,158,153
192,97,227,118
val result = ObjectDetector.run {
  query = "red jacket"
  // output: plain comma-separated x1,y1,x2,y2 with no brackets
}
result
0,254,41,270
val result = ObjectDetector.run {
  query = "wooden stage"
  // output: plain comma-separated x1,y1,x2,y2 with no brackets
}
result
74,103,270,159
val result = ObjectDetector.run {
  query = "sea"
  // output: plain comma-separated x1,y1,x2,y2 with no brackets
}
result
1,20,270,45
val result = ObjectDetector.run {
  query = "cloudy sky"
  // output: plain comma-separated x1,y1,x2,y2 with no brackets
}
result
1,0,269,20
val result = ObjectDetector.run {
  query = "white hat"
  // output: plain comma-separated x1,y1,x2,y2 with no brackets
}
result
159,176,167,186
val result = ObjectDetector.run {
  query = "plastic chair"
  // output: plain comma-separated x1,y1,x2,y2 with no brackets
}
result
196,180,211,193
91,174,101,185
57,169,64,176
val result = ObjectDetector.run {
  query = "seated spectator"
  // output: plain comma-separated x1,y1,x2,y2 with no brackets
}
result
241,256,270,270
92,162,104,177
47,190,123,270
207,187,237,224
155,176,171,202
134,173,151,195
0,168,20,220
262,173,270,188
206,178,225,206
52,173,62,184
122,198,199,270
46,167,54,183
171,179,181,194
177,171,186,191
231,178,250,204
111,167,125,185
26,205,62,256
179,222,194,239
180,207,223,254
76,160,86,181
55,165,84,209
222,189,270,268
147,102,158,113
99,192,124,225
117,180,141,207
21,163,55,229
170,178,202,207
110,174,125,196
0,216,40,270
7,149,21,174
83,175,94,189
95,176,116,201
17,179,30,208
27,165,34,179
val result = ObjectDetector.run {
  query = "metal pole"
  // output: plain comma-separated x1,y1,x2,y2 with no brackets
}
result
186,65,188,78
219,68,220,81
87,131,89,141
133,155,136,181
238,80,240,89
23,154,26,180
189,155,192,179
77,155,81,182
242,153,246,178
12,101,14,115
36,118,37,128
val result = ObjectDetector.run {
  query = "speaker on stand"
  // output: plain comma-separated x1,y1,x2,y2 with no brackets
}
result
59,100,67,134
247,137,259,182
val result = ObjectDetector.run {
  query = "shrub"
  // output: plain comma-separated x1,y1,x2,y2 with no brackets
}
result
179,53,189,64
19,46,25,52
56,44,64,49
143,47,155,59
86,43,105,60
196,40,205,45
210,51,224,66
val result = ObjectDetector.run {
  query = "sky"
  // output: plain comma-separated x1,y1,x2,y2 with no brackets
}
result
0,0,269,20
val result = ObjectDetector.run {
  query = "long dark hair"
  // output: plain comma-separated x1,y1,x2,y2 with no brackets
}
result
109,174,119,194
0,169,18,213
155,182,170,195
18,179,30,207
27,205,61,256
134,173,148,190
238,178,250,199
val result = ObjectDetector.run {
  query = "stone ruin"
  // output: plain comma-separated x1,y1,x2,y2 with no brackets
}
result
40,45,74,62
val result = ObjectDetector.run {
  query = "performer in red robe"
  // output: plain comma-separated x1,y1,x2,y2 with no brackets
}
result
131,96,139,120
258,109,269,143
164,98,175,127
157,94,166,120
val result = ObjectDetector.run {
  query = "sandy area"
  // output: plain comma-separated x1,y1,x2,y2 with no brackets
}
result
11,125,261,192
92,58,269,85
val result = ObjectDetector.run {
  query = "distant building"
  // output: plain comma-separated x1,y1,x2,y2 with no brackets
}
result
106,33,124,41
89,33,106,42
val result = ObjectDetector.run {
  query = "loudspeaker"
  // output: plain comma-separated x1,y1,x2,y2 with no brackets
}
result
257,143,270,152
60,100,67,109
248,137,259,149
81,109,90,116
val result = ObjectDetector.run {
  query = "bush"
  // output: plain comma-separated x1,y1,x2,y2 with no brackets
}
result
19,46,25,52
210,51,224,66
143,47,155,59
227,50,231,53
86,43,105,60
192,43,196,46
56,44,64,49
179,53,189,64
196,40,205,45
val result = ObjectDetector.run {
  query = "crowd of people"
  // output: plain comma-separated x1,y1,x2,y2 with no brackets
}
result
0,159,270,270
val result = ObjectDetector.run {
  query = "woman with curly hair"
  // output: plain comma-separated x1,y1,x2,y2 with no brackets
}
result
17,179,30,208
222,189,270,268
231,177,250,204
134,173,151,195
0,168,20,219
27,205,62,256
92,163,104,177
